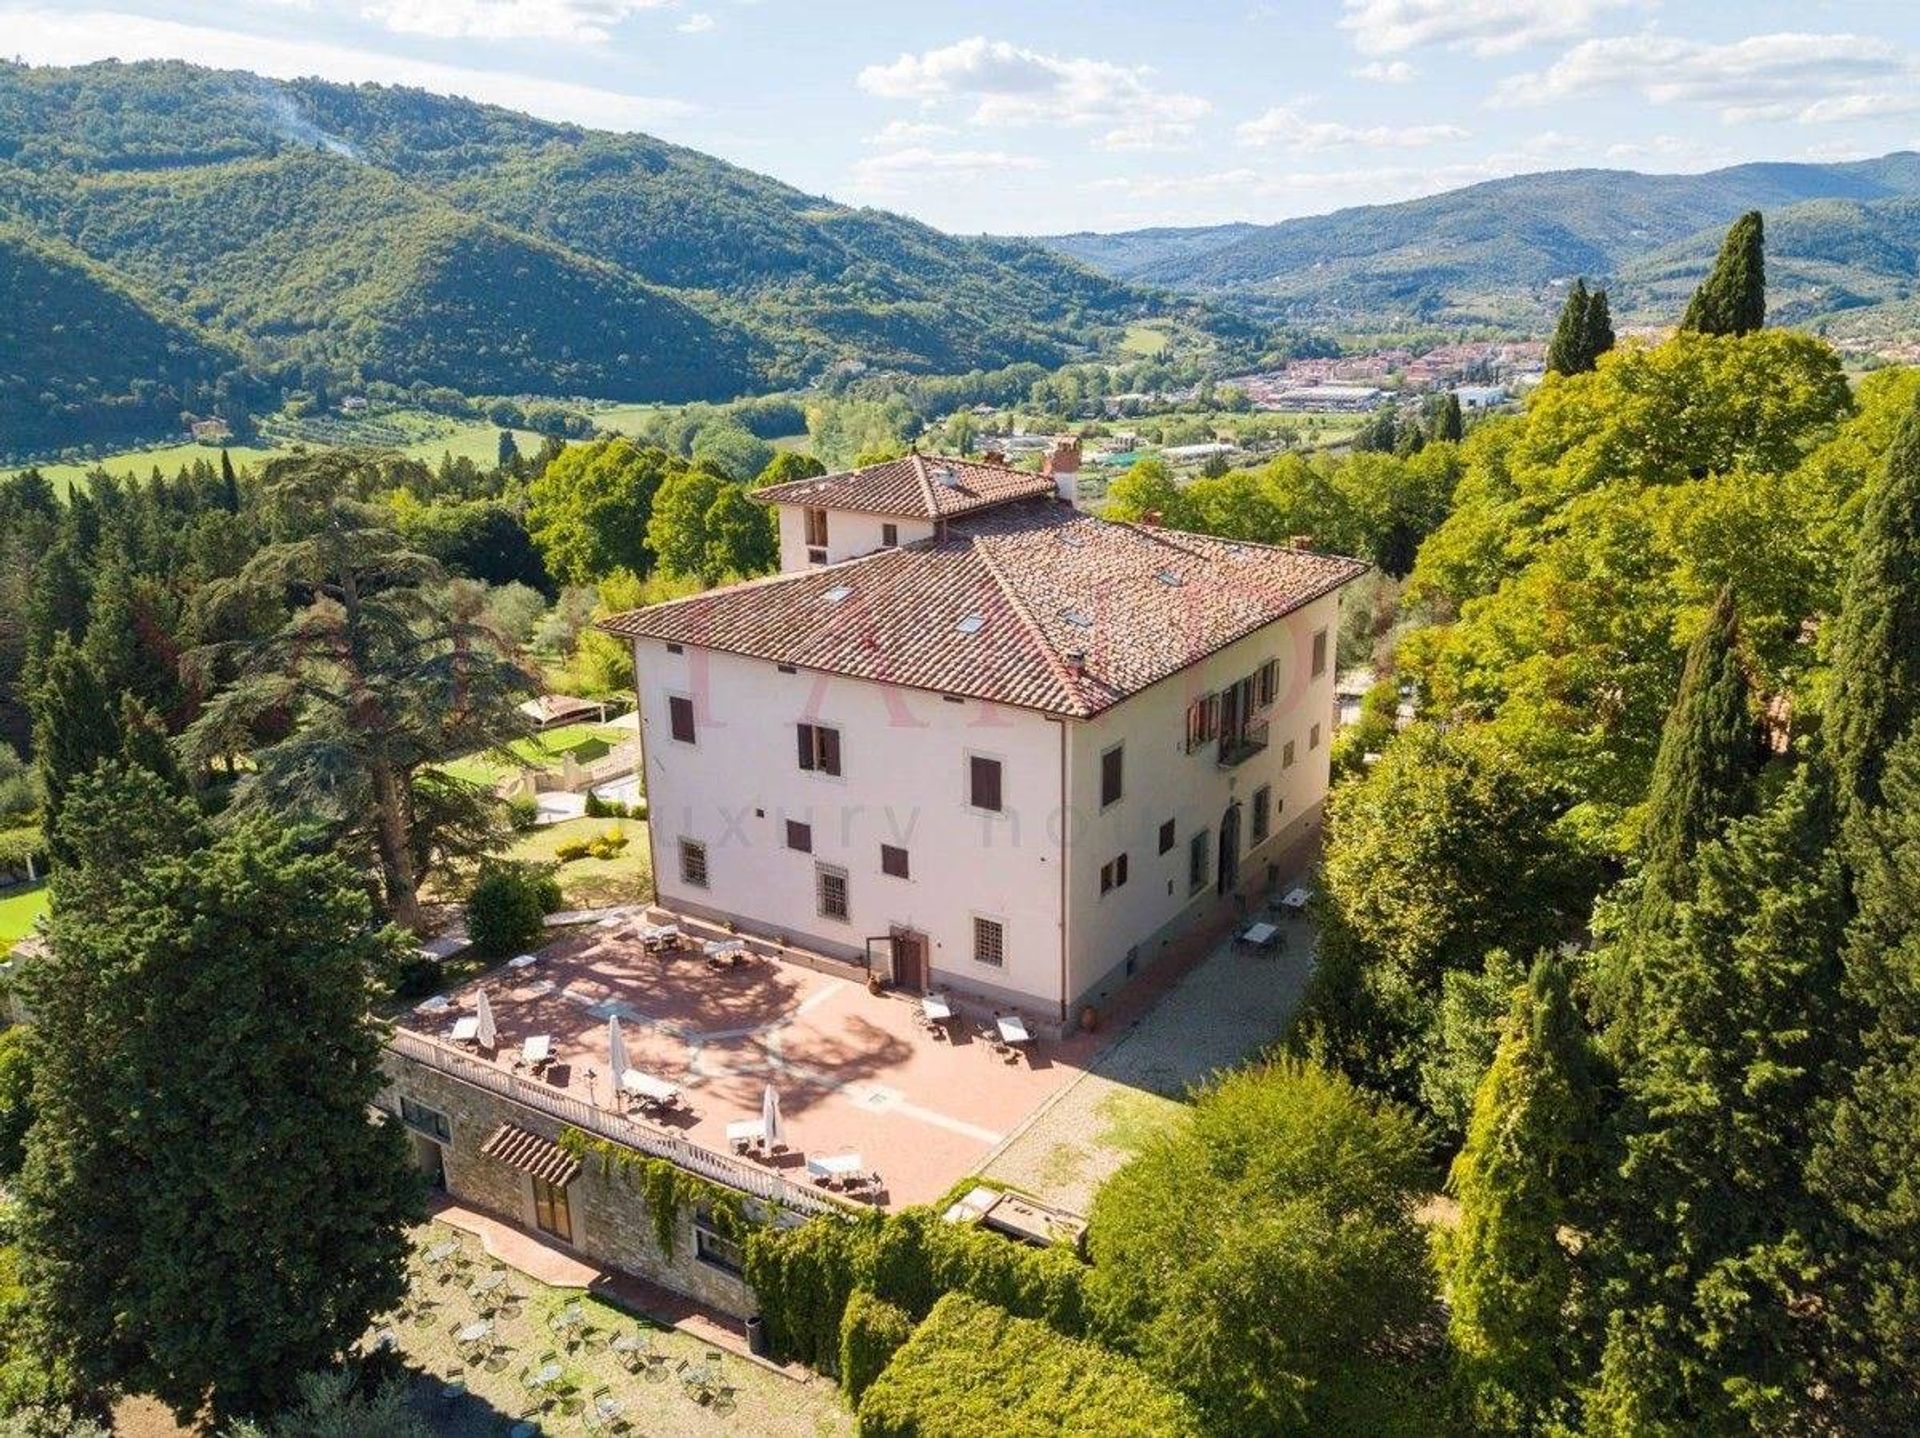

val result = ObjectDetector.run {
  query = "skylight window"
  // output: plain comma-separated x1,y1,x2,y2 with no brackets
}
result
955,614,985,635
822,585,854,604
1062,608,1093,628
1156,570,1185,587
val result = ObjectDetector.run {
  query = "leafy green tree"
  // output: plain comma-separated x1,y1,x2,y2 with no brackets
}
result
689,422,775,483
16,767,420,1424
1547,279,1593,376
222,1370,432,1438
1587,769,1845,1437
1825,393,1920,829
1087,1062,1438,1437
752,450,826,490
1680,212,1766,337
496,428,519,470
702,482,777,579
645,465,725,580
1299,722,1596,1106
0,1026,31,1177
466,859,560,958
1102,458,1188,528
526,436,677,584
185,454,532,930
1440,951,1603,1436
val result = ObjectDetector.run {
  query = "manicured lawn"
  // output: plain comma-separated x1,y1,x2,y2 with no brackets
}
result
440,724,631,789
508,817,653,911
377,1222,852,1437
0,883,48,947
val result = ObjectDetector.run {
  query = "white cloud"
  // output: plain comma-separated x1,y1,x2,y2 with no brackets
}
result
848,144,1045,197
1493,31,1913,118
1237,103,1468,150
676,12,714,34
5,8,693,129
855,36,1209,147
362,0,671,43
862,118,957,145
1351,60,1417,83
1341,0,1635,58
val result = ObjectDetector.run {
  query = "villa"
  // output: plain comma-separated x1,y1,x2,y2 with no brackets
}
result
376,444,1364,1321
602,442,1366,1026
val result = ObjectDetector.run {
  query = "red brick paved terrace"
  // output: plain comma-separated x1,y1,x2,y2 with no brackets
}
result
396,917,1106,1209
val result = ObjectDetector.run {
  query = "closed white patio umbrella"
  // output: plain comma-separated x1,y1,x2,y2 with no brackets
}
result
475,989,498,1050
608,1016,630,1082
761,1083,786,1152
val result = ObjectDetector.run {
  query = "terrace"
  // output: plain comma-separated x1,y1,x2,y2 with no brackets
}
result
393,917,1105,1209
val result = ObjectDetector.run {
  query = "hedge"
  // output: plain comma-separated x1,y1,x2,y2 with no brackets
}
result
744,1204,1088,1375
838,1289,914,1404
855,1293,1201,1438
466,860,562,958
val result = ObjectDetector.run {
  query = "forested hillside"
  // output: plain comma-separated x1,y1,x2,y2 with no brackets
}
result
1036,154,1920,330
0,59,1164,453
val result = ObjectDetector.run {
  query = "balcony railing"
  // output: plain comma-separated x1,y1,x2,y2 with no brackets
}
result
384,1027,855,1219
1217,720,1270,768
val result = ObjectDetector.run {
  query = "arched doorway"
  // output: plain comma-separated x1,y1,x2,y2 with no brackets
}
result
1217,800,1241,896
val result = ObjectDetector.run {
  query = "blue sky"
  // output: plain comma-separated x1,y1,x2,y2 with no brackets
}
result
10,1,1920,232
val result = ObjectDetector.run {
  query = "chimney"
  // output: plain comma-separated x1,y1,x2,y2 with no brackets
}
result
1142,509,1162,528
982,448,1006,465
1289,534,1315,550
1043,437,1082,502
1064,649,1087,678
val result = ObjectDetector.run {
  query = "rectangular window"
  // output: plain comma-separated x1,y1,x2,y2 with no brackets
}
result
881,523,899,547
1257,659,1278,708
399,1096,450,1142
1312,628,1329,678
1188,829,1209,894
694,1209,744,1275
1310,722,1322,751
666,642,684,655
679,838,709,889
1185,695,1221,751
973,916,1005,967
1100,852,1130,895
1158,818,1176,855
1283,739,1297,769
531,1174,572,1244
1252,785,1272,844
804,507,829,548
817,864,849,922
668,695,696,745
1101,744,1124,807
969,755,1003,813
785,820,812,853
796,722,843,776
881,844,910,879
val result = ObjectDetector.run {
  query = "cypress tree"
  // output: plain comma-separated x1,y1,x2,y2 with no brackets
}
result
17,766,421,1424
1547,279,1593,375
1582,288,1615,365
1441,950,1603,1434
30,637,119,866
217,448,240,513
1826,394,1920,829
1588,771,1847,1436
1680,211,1766,336
1433,392,1465,443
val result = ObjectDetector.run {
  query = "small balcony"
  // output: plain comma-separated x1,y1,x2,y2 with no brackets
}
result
1217,720,1270,768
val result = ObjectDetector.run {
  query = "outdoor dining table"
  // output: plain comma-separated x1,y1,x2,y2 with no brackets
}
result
471,1270,507,1297
455,1320,493,1346
996,1014,1033,1046
422,1240,460,1266
522,1034,553,1067
703,938,748,962
1279,886,1313,912
506,953,538,972
449,1015,480,1044
726,1118,764,1152
531,1361,565,1388
415,994,452,1015
1240,920,1280,949
623,1068,679,1105
519,978,556,999
921,993,953,1022
807,1151,864,1182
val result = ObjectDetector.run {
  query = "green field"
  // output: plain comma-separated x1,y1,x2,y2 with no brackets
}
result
439,721,631,788
508,816,653,910
28,408,547,491
0,882,48,948
1120,321,1174,357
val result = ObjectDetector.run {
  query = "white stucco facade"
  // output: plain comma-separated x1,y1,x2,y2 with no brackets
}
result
775,506,934,570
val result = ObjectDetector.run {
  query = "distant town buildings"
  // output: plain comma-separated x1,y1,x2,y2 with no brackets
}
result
1227,339,1547,412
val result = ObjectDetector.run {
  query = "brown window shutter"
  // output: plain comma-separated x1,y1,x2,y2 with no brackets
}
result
796,722,815,771
820,726,842,777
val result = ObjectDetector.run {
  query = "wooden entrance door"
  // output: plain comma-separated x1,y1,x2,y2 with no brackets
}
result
891,927,929,992
531,1175,573,1244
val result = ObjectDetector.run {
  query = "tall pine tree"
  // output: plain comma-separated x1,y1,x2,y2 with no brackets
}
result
1680,212,1766,336
1825,393,1920,829
1441,950,1604,1435
1433,392,1465,443
1582,288,1615,365
17,766,421,1423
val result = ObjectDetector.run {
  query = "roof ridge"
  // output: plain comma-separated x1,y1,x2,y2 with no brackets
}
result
909,453,938,516
594,545,900,630
971,537,1091,718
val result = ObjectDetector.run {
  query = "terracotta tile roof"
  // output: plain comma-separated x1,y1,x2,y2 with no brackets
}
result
480,1122,582,1187
600,499,1368,719
751,453,1056,520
